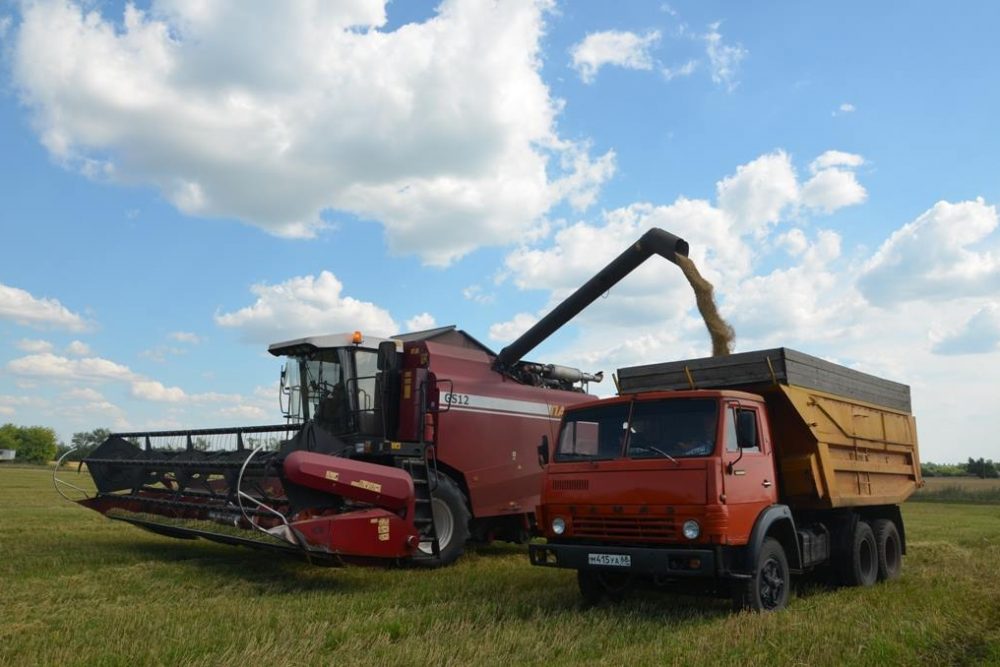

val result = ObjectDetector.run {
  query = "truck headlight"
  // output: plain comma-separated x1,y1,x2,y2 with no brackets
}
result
682,520,701,540
551,517,566,535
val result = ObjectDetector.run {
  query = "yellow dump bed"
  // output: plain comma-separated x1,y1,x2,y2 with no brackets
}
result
617,348,922,510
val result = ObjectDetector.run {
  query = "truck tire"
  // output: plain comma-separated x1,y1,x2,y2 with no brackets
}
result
840,520,878,587
873,518,902,581
733,537,790,612
414,472,470,567
577,570,633,604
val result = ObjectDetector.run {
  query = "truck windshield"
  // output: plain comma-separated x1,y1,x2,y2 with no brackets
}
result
555,404,630,461
555,398,719,462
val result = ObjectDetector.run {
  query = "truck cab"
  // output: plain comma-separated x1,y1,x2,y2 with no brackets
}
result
532,391,781,599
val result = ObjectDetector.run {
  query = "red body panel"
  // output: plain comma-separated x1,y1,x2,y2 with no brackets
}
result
289,508,418,558
418,341,593,519
283,450,415,512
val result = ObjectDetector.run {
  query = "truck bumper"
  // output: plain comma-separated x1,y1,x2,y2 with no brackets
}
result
529,542,718,578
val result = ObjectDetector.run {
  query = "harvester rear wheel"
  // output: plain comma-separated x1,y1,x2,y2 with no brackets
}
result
873,519,902,581
414,472,470,567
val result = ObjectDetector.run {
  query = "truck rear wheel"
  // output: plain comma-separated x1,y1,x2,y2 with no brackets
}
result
733,537,789,612
840,520,878,587
414,473,470,567
873,519,902,581
577,570,633,604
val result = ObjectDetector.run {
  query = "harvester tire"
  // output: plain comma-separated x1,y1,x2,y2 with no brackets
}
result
840,520,878,587
733,537,789,612
414,472,470,567
873,519,902,582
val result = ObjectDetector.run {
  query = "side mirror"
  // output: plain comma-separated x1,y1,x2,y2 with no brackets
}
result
538,435,550,467
737,411,758,449
377,341,399,372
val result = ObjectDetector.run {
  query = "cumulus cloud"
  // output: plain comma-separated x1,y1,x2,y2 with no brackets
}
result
405,313,437,332
462,285,495,305
801,168,867,213
570,29,661,83
704,22,747,91
16,339,53,353
11,0,613,266
0,282,89,331
716,151,799,231
215,271,398,342
489,313,539,343
65,340,92,356
931,303,1000,355
858,198,1000,306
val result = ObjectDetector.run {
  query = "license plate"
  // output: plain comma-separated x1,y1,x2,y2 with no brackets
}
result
588,553,631,567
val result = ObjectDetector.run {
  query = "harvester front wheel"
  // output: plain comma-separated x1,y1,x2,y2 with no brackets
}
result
415,473,470,567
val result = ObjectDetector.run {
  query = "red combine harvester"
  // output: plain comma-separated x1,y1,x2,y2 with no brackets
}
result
58,228,689,566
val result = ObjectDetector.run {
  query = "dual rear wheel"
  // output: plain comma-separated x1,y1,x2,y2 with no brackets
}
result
840,517,902,586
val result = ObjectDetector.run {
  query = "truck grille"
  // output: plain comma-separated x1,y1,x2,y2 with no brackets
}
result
551,479,589,491
572,515,677,541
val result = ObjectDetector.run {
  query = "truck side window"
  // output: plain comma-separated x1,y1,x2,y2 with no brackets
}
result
736,409,760,452
724,408,739,452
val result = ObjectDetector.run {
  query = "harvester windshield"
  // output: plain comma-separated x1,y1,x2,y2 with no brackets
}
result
283,347,379,436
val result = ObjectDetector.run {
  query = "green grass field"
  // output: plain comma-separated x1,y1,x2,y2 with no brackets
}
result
2,467,998,666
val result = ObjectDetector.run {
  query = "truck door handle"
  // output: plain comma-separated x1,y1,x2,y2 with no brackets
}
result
762,479,773,488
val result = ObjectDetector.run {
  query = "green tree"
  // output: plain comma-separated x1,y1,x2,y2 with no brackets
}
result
0,423,20,452
16,426,58,464
68,428,111,460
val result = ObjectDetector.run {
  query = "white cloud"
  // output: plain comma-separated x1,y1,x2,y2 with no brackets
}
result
215,271,398,342
405,313,437,332
810,150,865,172
130,380,187,403
65,340,92,356
716,151,799,231
65,387,106,402
704,22,747,92
216,405,269,421
833,102,856,116
0,282,89,331
7,353,134,382
858,198,1000,306
462,285,495,305
169,331,201,344
489,313,539,343
16,339,53,353
931,303,1000,355
801,168,867,213
570,29,661,84
662,59,698,81
12,0,612,266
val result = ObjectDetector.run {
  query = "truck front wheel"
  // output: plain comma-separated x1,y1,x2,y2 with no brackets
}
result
577,570,633,604
840,520,878,587
734,537,790,612
873,519,902,581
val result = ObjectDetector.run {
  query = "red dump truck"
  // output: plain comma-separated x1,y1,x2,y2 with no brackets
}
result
529,349,921,610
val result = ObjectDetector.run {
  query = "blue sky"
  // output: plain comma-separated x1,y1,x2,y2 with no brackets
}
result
1,1,998,462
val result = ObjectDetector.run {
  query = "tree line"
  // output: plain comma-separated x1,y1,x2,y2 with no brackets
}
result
0,425,112,464
921,458,999,479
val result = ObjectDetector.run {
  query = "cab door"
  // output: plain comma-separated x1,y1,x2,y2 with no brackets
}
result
720,401,778,544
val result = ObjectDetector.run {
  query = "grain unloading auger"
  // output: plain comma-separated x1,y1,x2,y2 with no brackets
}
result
57,228,689,566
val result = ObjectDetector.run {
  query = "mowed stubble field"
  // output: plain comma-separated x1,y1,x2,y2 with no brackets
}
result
1,467,998,666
